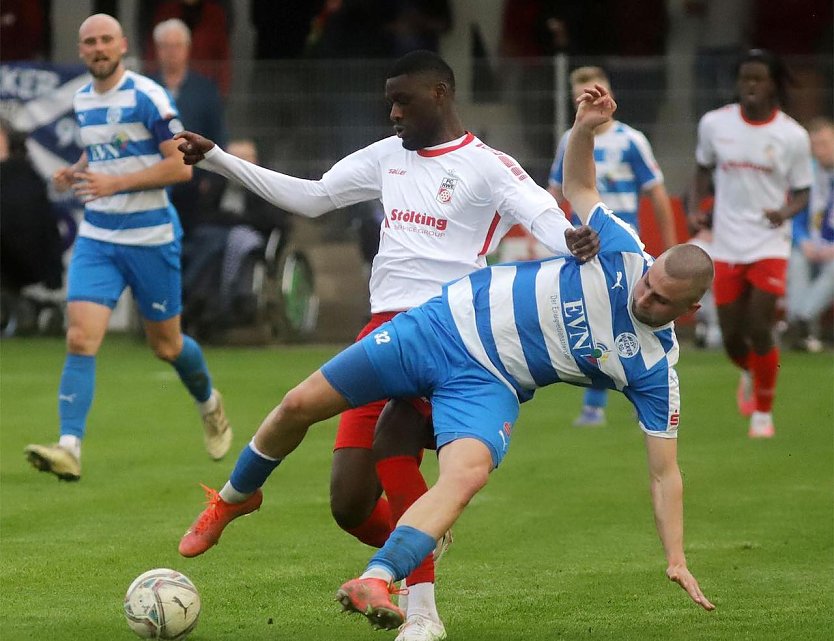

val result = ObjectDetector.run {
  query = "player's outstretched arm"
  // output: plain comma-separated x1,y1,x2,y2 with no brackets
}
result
174,131,338,219
563,84,616,226
644,435,715,611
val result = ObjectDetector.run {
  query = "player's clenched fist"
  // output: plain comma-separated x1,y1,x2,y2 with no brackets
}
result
174,131,215,165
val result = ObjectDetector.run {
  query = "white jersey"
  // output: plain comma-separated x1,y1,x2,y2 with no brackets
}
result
695,104,813,262
320,133,571,312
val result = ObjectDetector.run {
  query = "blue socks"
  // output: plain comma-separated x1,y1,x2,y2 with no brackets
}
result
229,440,282,494
584,386,608,409
367,526,437,582
58,354,96,439
171,335,212,403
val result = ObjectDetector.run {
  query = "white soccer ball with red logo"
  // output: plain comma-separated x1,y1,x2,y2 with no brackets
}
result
124,568,201,640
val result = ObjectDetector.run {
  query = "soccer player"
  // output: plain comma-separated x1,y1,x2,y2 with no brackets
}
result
174,50,598,641
24,14,232,482
177,85,715,634
688,49,813,438
548,65,678,427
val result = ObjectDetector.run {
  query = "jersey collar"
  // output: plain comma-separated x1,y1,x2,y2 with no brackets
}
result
417,131,475,157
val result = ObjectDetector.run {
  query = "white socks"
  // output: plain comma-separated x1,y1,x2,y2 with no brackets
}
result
361,566,394,583
198,391,218,416
219,481,253,504
58,435,81,460
404,582,441,623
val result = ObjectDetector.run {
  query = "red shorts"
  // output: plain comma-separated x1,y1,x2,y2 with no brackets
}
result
713,259,788,306
333,311,432,450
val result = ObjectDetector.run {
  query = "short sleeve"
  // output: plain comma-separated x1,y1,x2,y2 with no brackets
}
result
694,113,715,168
787,128,814,191
627,130,664,190
135,85,181,146
625,366,680,439
548,130,570,188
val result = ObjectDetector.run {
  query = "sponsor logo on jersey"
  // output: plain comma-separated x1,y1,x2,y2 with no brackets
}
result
615,332,640,358
584,342,610,366
563,299,592,352
387,208,448,232
719,160,773,174
388,168,406,175
112,131,130,151
436,176,458,204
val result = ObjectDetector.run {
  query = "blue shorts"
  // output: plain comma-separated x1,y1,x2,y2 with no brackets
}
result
67,236,182,321
321,298,520,468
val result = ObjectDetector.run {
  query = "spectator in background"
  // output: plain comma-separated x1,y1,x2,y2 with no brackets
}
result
786,117,834,353
150,17,228,237
0,118,63,333
145,0,231,96
250,0,323,61
181,139,291,337
548,66,677,427
689,49,813,439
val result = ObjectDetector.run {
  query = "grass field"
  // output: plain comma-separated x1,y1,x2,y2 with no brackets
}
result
1,336,832,640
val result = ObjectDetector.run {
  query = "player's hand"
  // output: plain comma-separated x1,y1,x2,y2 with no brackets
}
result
72,170,123,201
565,225,600,263
52,165,78,192
175,131,215,165
666,563,715,611
764,209,786,228
574,84,617,131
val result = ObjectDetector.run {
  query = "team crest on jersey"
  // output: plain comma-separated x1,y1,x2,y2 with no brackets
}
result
615,332,640,358
436,176,458,204
106,106,121,124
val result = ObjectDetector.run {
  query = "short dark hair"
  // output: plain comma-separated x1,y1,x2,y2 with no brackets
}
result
387,50,455,92
737,48,793,107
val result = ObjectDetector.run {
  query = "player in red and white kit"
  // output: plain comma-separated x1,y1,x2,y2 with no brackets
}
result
173,51,598,641
689,49,812,439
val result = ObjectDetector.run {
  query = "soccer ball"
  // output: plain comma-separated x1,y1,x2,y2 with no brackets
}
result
123,568,201,640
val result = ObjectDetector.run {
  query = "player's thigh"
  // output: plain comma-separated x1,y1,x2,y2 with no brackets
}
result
431,371,520,470
372,399,432,459
67,237,127,309
120,241,182,321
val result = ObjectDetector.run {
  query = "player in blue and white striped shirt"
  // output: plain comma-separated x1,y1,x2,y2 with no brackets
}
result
177,85,715,632
549,66,678,427
24,14,232,482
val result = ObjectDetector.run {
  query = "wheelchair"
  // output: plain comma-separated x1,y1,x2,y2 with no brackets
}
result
181,224,319,344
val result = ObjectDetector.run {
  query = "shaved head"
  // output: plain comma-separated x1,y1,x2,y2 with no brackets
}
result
79,13,123,40
658,244,714,304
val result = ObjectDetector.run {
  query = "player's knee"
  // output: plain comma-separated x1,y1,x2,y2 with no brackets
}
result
443,465,489,507
275,386,317,424
330,490,371,530
65,325,95,354
150,339,181,362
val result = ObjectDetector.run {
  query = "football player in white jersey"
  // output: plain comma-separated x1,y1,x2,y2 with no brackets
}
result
24,14,232,483
548,65,678,428
174,50,598,640
688,49,813,439
176,84,715,634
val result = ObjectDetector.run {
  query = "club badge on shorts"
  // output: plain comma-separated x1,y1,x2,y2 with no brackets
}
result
436,176,458,204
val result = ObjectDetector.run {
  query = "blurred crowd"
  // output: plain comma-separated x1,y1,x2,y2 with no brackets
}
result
0,0,831,348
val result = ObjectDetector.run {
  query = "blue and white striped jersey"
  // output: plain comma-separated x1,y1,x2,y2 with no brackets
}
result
74,70,183,246
549,122,663,230
442,204,681,437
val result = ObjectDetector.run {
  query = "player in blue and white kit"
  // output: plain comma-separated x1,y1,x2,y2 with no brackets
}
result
548,66,678,427
24,14,232,482
177,85,715,632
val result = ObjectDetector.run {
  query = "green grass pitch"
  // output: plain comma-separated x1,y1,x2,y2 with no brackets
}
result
1,336,832,640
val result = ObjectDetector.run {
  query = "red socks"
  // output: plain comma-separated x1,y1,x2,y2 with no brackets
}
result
377,455,434,585
345,497,392,549
749,347,779,413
